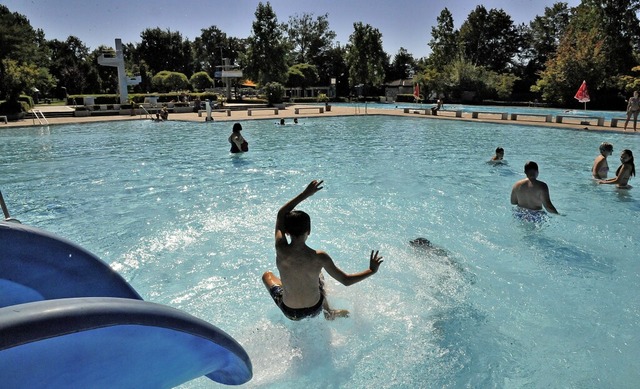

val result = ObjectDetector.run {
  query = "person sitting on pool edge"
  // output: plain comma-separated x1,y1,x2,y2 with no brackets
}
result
510,161,559,218
592,142,613,179
598,149,635,189
262,179,383,321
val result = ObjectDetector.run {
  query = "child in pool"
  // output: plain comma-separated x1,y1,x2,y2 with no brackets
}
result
262,180,383,320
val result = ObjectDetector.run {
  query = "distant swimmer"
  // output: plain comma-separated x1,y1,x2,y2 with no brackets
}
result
592,142,613,179
510,161,559,220
598,149,635,189
228,122,248,153
262,180,383,320
409,237,448,257
488,147,506,165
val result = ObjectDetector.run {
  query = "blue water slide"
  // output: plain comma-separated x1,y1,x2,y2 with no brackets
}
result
0,221,253,386
0,297,253,387
0,221,141,308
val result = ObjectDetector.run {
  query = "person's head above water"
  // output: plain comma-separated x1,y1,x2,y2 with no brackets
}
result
410,237,432,247
284,210,311,237
524,161,539,179
232,123,242,132
599,142,613,155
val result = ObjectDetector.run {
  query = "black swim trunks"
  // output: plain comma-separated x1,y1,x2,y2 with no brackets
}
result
268,284,324,321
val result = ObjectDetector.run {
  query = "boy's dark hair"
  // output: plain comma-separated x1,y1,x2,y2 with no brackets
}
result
495,147,504,154
524,161,538,174
284,210,311,237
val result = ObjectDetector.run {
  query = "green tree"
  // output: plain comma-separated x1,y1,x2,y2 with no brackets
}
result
138,28,193,76
192,26,229,75
458,6,519,72
263,81,285,104
346,22,386,96
533,1,640,105
286,63,319,93
190,71,213,91
287,12,336,65
387,47,416,81
428,8,459,71
152,71,189,92
46,36,95,94
1,59,39,101
526,2,572,74
245,2,289,85
579,0,640,74
0,5,47,104
533,15,607,104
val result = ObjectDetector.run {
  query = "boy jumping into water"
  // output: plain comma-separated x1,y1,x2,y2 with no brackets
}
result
262,180,383,320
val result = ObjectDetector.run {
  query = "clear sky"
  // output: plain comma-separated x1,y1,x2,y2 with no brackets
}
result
4,0,581,58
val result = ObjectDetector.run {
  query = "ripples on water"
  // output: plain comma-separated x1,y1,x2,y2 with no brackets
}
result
1,116,638,388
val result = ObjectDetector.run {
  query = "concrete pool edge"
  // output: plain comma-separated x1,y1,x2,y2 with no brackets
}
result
2,104,638,135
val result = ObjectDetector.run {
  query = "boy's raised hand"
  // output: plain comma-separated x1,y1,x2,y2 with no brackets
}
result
369,250,383,272
303,180,324,197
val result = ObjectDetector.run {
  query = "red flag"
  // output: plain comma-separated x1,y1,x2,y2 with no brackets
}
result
413,83,420,101
574,80,590,103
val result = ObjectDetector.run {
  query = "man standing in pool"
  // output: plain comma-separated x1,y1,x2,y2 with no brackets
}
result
262,180,383,320
510,161,559,216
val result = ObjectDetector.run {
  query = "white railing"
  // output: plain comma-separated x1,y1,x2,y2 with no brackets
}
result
31,110,49,125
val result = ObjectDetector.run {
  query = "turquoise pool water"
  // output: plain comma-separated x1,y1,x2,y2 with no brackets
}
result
1,116,639,388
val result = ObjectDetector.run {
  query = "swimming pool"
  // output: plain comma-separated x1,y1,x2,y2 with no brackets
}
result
1,116,639,388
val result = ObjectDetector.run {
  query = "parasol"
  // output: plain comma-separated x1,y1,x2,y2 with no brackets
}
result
574,80,590,110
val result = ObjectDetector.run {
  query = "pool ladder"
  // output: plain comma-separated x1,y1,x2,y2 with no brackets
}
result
31,109,49,125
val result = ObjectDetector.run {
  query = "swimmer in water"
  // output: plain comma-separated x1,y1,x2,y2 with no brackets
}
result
262,180,383,320
510,161,559,216
598,149,635,189
488,147,506,165
592,142,613,179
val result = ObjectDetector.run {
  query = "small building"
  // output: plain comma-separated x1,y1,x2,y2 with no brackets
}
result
384,79,414,102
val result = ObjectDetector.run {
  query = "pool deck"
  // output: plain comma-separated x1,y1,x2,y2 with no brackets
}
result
2,104,638,135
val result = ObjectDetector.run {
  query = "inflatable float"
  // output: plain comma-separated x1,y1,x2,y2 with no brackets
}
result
0,221,252,387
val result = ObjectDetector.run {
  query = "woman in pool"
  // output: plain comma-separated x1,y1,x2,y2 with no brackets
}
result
228,122,248,153
598,149,635,189
592,142,613,179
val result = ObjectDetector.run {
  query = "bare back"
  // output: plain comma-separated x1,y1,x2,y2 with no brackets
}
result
511,178,557,213
275,243,326,308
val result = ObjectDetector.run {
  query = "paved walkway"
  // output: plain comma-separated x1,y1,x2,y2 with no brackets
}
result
2,104,637,135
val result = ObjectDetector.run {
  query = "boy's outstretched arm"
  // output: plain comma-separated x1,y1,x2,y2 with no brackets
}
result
321,250,383,286
275,180,324,245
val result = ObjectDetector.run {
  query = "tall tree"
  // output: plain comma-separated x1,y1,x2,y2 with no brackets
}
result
527,2,572,73
245,2,288,85
137,28,192,76
428,8,458,71
287,12,336,65
0,5,44,101
533,5,608,104
46,36,95,94
579,0,640,73
192,26,229,75
387,47,416,81
346,22,386,95
458,6,519,72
